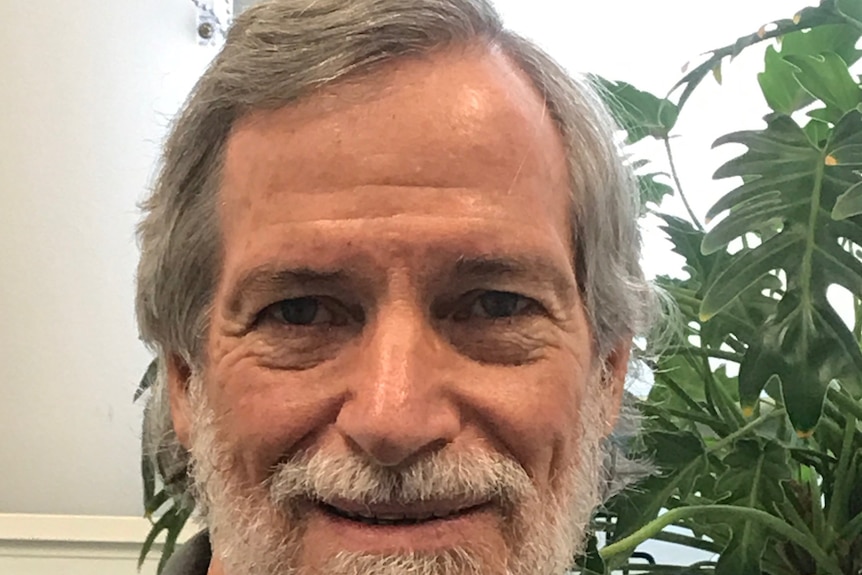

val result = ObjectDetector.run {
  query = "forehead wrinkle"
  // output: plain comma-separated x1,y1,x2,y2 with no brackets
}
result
220,47,568,197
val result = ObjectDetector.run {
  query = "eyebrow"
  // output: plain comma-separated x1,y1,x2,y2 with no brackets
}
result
452,255,577,299
225,267,349,316
224,254,577,316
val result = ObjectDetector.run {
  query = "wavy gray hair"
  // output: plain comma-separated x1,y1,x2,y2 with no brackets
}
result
137,0,654,505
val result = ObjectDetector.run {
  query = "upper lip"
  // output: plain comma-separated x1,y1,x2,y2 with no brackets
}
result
319,497,488,521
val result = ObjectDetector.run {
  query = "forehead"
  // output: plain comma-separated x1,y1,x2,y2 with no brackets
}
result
214,46,578,299
220,45,572,224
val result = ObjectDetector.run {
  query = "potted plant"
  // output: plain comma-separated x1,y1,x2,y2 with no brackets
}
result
580,1,862,573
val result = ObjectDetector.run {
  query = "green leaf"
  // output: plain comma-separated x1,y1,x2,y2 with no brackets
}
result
712,62,723,85
717,439,791,511
705,170,803,222
700,233,800,320
761,294,857,433
712,115,819,181
759,45,811,115
138,510,173,569
715,528,766,575
637,171,674,211
826,107,862,164
804,119,831,148
833,180,862,219
702,109,862,433
605,431,708,542
758,22,862,116
142,451,156,512
826,413,858,537
738,344,782,415
780,22,862,66
701,192,787,255
145,488,171,517
675,10,857,112
591,76,679,142
757,24,862,115
837,0,862,29
134,359,159,402
657,214,715,287
157,506,193,575
575,534,606,575
712,440,791,575
784,52,862,115
819,310,862,390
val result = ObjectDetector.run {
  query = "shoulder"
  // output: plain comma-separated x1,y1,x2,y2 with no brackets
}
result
161,530,211,575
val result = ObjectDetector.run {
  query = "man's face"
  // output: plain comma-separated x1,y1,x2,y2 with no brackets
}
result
170,46,628,575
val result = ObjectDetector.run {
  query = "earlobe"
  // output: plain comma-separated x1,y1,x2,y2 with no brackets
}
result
600,338,632,435
166,354,194,449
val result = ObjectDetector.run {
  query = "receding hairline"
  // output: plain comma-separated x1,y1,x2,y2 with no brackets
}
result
227,39,556,142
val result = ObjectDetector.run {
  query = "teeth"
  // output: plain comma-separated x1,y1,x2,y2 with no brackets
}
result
323,502,471,525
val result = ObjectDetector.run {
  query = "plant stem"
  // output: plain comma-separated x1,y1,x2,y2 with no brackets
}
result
663,136,704,231
641,403,730,436
703,354,745,428
668,14,845,113
827,387,862,422
657,373,712,417
651,530,723,553
824,412,858,553
599,505,842,575
839,509,862,541
854,296,862,342
705,408,786,455
800,152,827,339
605,563,717,574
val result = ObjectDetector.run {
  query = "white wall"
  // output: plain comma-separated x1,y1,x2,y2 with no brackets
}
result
0,0,217,517
1,0,808,565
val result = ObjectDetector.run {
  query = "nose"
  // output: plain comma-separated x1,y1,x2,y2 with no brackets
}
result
335,303,461,467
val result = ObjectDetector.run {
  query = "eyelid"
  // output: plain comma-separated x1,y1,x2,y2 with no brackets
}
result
255,296,351,327
449,289,544,321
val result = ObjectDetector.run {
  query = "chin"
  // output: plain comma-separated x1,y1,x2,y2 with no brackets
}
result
294,500,510,574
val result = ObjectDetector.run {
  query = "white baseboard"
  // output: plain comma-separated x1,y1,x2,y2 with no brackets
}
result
0,514,200,575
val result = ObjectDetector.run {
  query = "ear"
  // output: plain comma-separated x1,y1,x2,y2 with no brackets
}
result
600,338,632,436
166,353,194,449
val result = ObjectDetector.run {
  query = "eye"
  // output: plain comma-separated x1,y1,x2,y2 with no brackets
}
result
455,290,537,320
262,297,344,327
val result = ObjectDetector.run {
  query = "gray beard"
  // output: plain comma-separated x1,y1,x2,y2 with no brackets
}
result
186,378,608,575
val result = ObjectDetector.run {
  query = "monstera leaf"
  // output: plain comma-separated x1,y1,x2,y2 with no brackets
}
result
590,76,679,143
699,102,862,433
710,439,792,575
588,3,862,574
758,23,862,116
605,430,710,550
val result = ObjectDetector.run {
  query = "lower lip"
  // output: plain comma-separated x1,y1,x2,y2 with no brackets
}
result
307,503,499,553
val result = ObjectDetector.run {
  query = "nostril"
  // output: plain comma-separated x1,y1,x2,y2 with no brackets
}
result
345,434,421,468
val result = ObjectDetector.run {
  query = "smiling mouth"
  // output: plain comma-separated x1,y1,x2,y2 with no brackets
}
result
317,500,488,527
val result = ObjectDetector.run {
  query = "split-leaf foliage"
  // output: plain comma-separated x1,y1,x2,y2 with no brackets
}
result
584,1,862,573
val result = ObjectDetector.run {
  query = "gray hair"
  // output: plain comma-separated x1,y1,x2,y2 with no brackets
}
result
137,0,653,504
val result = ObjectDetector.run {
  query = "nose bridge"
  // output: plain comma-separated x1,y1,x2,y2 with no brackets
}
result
369,302,428,411
336,296,460,466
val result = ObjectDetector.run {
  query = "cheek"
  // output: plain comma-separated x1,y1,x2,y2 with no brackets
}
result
465,358,589,493
203,341,349,482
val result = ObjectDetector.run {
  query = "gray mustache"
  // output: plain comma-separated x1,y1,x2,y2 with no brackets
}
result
267,448,534,508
